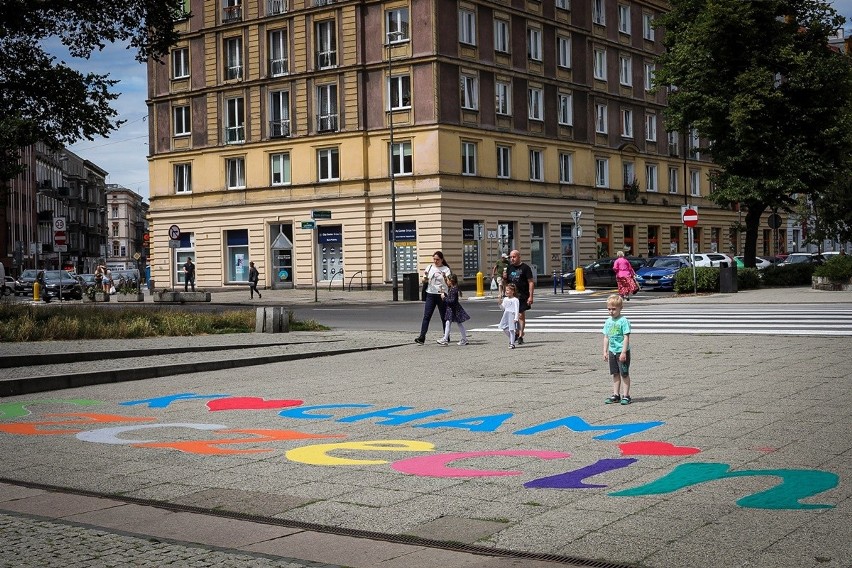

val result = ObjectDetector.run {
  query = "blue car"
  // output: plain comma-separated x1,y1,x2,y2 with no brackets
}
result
634,256,691,291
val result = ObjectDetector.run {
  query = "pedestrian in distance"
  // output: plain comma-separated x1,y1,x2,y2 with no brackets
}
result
492,253,509,297
415,251,451,345
248,261,261,299
437,273,470,346
183,257,196,292
602,294,632,405
498,283,520,349
503,250,534,344
613,250,638,300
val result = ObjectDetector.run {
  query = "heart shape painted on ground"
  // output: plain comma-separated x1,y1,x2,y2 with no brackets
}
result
618,441,701,456
207,397,304,411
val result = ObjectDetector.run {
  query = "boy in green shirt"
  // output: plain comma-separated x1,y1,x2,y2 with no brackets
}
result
602,294,632,405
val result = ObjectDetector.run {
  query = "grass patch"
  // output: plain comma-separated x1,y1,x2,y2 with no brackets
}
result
0,304,327,342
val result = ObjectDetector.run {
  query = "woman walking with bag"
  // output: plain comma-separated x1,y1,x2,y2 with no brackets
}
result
248,261,261,299
613,251,638,300
414,251,451,345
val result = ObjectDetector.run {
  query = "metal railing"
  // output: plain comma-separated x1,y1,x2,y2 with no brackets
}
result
267,0,288,15
316,114,338,132
269,120,290,138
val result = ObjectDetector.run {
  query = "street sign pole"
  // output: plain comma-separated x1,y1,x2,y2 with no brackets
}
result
682,207,699,295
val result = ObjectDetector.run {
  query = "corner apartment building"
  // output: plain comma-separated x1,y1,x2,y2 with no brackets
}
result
105,184,149,272
147,0,764,290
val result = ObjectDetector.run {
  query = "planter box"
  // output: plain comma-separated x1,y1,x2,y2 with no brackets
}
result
812,276,852,291
152,291,211,303
116,292,145,302
83,292,110,303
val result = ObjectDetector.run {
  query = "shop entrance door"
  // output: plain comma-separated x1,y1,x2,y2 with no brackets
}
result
271,227,293,289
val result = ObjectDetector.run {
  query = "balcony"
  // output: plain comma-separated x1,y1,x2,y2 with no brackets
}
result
267,0,288,15
270,120,291,138
316,50,337,70
316,114,338,133
223,4,242,22
269,58,288,77
225,64,243,81
225,126,246,144
313,0,335,5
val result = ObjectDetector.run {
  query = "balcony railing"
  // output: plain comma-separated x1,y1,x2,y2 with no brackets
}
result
267,0,289,15
270,120,291,138
313,0,335,6
316,50,337,69
316,114,338,132
269,58,288,76
225,64,243,81
223,4,242,22
225,126,246,144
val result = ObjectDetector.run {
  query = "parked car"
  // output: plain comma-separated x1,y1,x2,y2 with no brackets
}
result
779,253,825,266
562,257,646,289
634,256,692,291
672,252,735,268
41,270,83,301
14,269,40,296
3,276,14,296
821,251,848,259
77,273,98,291
735,256,772,270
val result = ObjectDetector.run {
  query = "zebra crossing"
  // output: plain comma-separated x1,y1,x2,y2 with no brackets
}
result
471,304,852,336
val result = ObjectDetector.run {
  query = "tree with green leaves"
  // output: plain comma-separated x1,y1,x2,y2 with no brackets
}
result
654,0,852,266
0,0,183,264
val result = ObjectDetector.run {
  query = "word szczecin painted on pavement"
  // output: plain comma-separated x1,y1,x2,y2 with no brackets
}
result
0,394,838,510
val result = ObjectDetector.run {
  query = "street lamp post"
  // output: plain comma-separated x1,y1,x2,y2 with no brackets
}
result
387,31,403,301
571,209,582,271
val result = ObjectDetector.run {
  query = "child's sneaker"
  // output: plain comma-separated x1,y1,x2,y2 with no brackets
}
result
620,396,632,405
605,394,621,404
509,343,515,349
436,338,449,345
457,339,469,346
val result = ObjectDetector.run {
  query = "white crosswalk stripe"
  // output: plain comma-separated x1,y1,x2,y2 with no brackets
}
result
471,305,852,336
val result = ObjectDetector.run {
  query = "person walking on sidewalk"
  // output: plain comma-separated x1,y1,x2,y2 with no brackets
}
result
492,253,509,297
437,273,470,346
613,250,638,300
602,294,633,405
415,251,451,345
183,258,196,292
248,261,261,299
504,250,534,344
498,283,520,348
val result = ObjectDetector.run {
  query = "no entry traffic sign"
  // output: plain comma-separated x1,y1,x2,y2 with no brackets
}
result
682,208,699,228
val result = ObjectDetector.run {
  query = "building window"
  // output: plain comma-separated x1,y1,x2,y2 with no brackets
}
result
644,63,655,91
174,164,192,193
386,7,409,41
595,103,607,134
461,141,477,175
530,222,545,274
621,108,633,138
225,229,249,283
529,149,543,182
224,37,242,80
460,74,478,110
269,29,288,76
646,164,658,192
389,74,411,109
557,35,571,69
618,4,631,34
390,141,413,175
225,97,245,144
690,170,701,196
271,152,291,186
528,87,543,121
269,90,290,137
173,105,190,136
316,84,338,132
593,48,606,80
668,131,680,156
226,157,246,189
172,48,189,79
113,241,120,257
592,0,605,25
559,152,573,183
619,55,632,86
223,0,242,22
112,223,119,237
111,206,119,219
689,128,701,159
556,0,568,10
459,9,476,45
645,113,657,141
558,94,573,126
495,81,511,115
527,27,542,61
623,161,635,186
494,19,510,53
595,157,609,187
316,20,337,69
643,13,655,41
668,167,679,193
318,148,340,181
497,145,511,178
267,0,288,16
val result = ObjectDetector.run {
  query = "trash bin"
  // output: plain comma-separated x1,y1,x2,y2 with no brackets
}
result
402,272,420,301
719,266,737,293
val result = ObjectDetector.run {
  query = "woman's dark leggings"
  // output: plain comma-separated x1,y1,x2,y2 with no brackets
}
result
419,292,446,338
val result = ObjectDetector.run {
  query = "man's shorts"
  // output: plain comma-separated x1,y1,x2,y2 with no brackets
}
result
518,297,531,313
608,351,631,375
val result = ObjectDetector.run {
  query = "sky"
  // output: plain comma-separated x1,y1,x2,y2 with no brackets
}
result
52,0,852,203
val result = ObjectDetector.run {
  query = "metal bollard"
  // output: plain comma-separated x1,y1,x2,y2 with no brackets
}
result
33,281,40,301
575,267,585,292
476,271,484,297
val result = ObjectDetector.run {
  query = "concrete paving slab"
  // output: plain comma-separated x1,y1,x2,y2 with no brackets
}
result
0,491,125,518
404,515,509,543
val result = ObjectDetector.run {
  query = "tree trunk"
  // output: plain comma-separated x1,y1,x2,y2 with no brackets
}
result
743,203,767,266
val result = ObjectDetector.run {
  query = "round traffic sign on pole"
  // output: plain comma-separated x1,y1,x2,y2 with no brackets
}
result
682,208,699,228
168,224,181,240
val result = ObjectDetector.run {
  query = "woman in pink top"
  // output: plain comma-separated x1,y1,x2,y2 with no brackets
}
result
612,251,637,300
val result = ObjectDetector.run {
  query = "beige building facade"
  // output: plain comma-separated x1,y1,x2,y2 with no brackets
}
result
147,0,775,291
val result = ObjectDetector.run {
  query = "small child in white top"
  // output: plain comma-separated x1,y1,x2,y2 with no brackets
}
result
498,283,520,348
